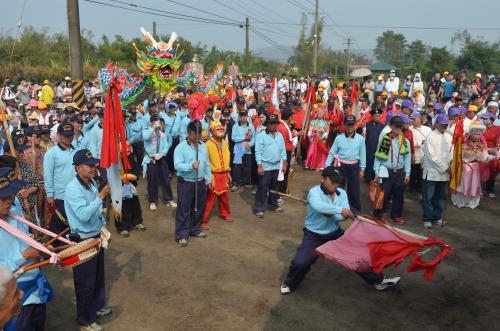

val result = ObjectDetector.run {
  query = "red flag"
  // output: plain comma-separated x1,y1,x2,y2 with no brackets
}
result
100,76,130,171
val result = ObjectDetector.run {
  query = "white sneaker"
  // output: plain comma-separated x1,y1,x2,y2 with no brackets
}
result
374,276,401,291
280,282,291,295
435,219,446,226
165,200,177,208
120,230,130,237
89,322,103,331
149,203,157,210
488,193,496,198
277,198,285,205
423,222,432,229
135,223,146,231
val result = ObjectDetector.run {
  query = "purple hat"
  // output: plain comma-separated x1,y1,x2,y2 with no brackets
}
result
386,111,394,123
401,99,414,110
410,111,421,119
432,103,443,111
460,105,467,114
401,114,411,124
447,106,461,117
435,113,449,125
479,112,495,120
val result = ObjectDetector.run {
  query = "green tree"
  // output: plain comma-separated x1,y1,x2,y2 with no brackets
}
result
373,30,408,67
428,47,456,77
452,30,500,74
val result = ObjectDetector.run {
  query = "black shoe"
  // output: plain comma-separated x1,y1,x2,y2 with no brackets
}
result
96,307,113,319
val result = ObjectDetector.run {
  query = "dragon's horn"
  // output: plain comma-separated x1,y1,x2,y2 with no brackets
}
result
140,27,157,47
166,32,177,50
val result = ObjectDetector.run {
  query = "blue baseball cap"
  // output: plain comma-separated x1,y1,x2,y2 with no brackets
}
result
401,99,414,110
401,114,412,124
386,111,394,123
57,121,75,136
479,112,496,120
69,114,84,123
410,111,421,119
448,106,461,117
73,149,100,166
432,103,443,111
435,113,449,125
0,167,27,198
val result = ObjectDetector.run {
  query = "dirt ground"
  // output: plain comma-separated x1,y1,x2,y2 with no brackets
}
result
44,167,500,331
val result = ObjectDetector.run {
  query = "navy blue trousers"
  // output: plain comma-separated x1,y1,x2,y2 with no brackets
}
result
254,169,280,213
49,199,68,247
374,169,405,218
284,228,382,290
115,195,143,232
232,154,252,186
146,157,173,203
12,304,46,331
72,249,106,326
339,162,361,213
175,179,206,240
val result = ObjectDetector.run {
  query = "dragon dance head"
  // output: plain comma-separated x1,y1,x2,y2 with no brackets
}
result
136,27,181,92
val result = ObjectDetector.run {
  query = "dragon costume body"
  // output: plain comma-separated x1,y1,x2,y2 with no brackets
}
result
98,27,223,109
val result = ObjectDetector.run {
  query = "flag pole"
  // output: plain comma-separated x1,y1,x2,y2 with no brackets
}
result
194,121,200,212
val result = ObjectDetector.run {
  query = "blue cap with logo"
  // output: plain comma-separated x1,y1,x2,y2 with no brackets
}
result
73,149,100,166
0,167,27,198
435,113,449,125
57,121,75,136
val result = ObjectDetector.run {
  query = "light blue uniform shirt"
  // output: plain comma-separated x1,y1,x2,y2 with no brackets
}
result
200,116,213,136
64,176,105,239
72,133,90,151
143,127,172,157
325,133,367,170
304,185,349,235
0,204,43,305
178,116,191,141
83,116,99,134
88,124,103,159
126,119,143,143
43,144,76,199
374,136,411,176
231,122,255,155
160,112,179,138
174,140,212,182
255,130,287,171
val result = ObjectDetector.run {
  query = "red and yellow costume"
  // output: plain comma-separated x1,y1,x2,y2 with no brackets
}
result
202,121,232,229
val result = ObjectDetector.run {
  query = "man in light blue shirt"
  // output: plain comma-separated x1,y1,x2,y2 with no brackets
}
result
231,110,255,190
43,121,76,235
174,120,211,247
143,114,176,210
70,114,90,151
177,100,191,141
162,102,181,174
64,149,112,330
373,115,411,225
0,167,53,330
325,115,366,213
280,166,400,295
126,110,145,174
254,114,287,217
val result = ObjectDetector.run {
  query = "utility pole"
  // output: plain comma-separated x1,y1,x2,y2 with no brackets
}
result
345,38,352,78
245,17,249,73
312,0,319,74
67,0,84,108
153,21,157,40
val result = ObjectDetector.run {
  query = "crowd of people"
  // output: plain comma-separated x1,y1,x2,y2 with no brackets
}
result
0,68,499,330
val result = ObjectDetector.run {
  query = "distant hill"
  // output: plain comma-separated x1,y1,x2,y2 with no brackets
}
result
253,46,293,63
253,46,376,64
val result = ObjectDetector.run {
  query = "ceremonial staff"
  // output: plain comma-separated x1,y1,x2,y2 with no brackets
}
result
194,121,200,212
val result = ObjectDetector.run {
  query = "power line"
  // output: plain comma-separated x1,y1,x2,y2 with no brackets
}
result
248,0,301,29
286,0,311,12
249,21,500,31
211,0,290,36
106,0,239,25
235,0,299,35
162,0,241,24
249,27,293,56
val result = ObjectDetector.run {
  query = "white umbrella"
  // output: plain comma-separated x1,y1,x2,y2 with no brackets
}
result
351,68,372,78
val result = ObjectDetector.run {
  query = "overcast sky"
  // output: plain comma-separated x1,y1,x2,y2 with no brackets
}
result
2,0,500,55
